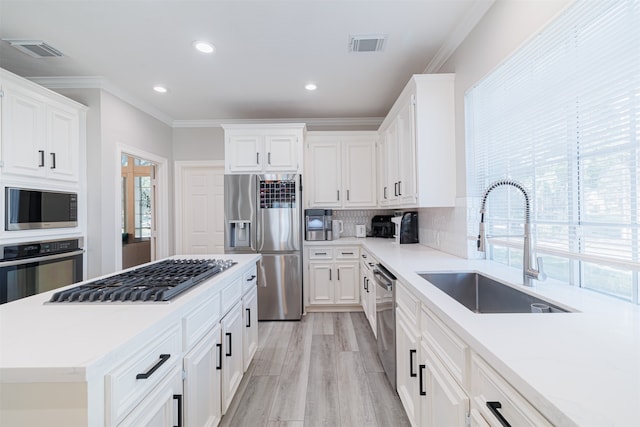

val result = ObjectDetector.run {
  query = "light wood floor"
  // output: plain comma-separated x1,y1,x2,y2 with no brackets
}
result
220,312,411,427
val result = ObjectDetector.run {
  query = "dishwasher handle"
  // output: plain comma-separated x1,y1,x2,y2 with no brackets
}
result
373,266,395,291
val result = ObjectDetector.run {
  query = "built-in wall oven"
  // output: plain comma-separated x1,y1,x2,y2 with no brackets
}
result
0,238,83,304
374,263,397,389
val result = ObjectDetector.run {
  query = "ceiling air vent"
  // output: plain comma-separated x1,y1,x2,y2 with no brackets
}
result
4,39,64,58
349,34,387,53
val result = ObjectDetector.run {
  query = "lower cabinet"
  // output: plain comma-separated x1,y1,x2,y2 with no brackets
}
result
118,366,184,427
243,285,259,372
183,324,223,427
221,301,244,413
396,302,421,427
307,246,360,307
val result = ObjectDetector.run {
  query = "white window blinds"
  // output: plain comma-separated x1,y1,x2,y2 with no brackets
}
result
466,0,640,303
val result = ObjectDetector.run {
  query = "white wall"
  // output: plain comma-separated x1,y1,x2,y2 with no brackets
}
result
418,0,572,258
173,127,224,161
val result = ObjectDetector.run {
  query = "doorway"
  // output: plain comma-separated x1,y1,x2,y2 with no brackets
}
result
121,153,156,269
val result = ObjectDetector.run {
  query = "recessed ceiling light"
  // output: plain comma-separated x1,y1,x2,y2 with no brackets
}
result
193,41,215,54
305,83,317,91
153,85,168,93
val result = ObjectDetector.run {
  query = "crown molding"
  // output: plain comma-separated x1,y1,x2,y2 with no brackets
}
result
28,76,174,126
172,117,384,128
424,0,495,73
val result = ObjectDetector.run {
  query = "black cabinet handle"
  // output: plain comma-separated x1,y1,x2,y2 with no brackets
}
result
398,180,402,196
384,186,388,199
337,190,340,201
347,189,350,201
246,308,251,328
486,402,512,427
409,349,417,377
419,364,426,396
225,332,232,356
394,182,399,197
268,152,271,165
216,343,222,370
50,152,56,169
329,269,332,281
315,252,327,255
136,354,170,379
341,252,354,255
173,394,183,427
246,275,256,281
337,269,340,281
256,152,260,164
38,150,45,167
362,254,367,258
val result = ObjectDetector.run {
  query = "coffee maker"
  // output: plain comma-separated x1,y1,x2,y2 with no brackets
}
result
398,212,419,244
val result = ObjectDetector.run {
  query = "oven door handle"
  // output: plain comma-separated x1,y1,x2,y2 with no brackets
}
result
0,250,84,267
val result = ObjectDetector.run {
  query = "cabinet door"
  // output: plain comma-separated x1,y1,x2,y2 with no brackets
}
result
308,262,334,305
343,140,377,208
242,285,259,372
396,98,417,205
396,309,420,426
264,135,298,171
221,301,244,413
227,135,262,172
46,102,80,181
118,366,183,427
183,325,222,427
384,120,399,205
306,142,341,207
420,341,469,427
335,262,359,304
1,84,46,177
366,273,377,336
378,135,389,207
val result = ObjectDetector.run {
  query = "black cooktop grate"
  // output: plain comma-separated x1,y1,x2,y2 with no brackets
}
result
49,259,235,303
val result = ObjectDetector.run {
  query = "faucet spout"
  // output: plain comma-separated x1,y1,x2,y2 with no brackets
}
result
477,179,545,287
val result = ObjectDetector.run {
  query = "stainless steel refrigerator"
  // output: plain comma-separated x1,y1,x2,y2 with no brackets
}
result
224,174,302,320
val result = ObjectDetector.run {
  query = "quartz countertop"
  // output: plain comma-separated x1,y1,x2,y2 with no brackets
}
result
307,237,640,427
0,254,261,383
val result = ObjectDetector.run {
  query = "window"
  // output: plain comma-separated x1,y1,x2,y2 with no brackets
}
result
466,0,639,303
121,154,154,242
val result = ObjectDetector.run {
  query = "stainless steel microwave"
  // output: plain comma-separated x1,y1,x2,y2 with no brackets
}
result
5,187,78,230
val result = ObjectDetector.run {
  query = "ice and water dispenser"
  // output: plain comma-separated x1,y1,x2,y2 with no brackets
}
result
229,220,252,248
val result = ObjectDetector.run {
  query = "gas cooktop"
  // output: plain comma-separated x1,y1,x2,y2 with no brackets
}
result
48,258,236,303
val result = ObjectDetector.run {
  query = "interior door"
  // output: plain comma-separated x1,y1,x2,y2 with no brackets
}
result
179,165,225,254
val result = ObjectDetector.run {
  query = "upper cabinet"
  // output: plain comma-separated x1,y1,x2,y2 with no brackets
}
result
305,131,377,209
378,74,456,208
0,68,86,185
222,124,305,174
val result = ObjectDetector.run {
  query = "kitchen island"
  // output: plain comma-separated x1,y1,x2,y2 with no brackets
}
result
0,254,260,426
307,237,640,427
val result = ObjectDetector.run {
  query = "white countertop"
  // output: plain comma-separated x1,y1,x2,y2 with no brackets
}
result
307,237,640,427
0,254,260,383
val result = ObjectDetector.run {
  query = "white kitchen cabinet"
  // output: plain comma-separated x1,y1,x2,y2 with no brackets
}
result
221,300,244,413
0,68,84,183
118,366,183,427
183,324,222,427
396,306,421,427
242,284,258,372
378,74,455,208
307,246,360,307
359,249,377,335
305,132,377,209
222,124,305,174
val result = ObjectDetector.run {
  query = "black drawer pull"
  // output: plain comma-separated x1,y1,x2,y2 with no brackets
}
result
246,275,256,281
136,354,170,379
398,180,402,196
315,252,327,255
246,308,251,328
409,349,417,377
487,401,512,427
50,152,56,169
173,394,183,427
419,364,426,396
38,150,45,167
225,332,232,357
216,343,222,370
341,252,354,255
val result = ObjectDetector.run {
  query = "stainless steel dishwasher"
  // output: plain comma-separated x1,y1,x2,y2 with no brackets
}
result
373,263,397,389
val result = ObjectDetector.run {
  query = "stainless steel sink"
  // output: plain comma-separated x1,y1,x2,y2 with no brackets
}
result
418,272,570,313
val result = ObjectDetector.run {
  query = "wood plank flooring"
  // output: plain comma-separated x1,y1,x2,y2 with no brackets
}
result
220,312,411,427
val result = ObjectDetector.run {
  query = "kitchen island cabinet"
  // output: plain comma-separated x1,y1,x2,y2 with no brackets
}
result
0,254,260,427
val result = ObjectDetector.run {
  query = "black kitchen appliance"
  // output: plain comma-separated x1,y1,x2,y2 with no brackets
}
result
399,211,419,244
371,215,394,238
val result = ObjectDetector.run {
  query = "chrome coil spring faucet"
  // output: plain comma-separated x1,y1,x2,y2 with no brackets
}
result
477,179,546,287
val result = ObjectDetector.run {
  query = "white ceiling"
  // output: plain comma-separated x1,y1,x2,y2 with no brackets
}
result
0,0,493,126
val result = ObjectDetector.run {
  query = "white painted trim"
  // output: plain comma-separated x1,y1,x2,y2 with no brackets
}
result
423,0,496,73
115,144,170,271
172,117,384,128
29,76,174,126
174,160,225,254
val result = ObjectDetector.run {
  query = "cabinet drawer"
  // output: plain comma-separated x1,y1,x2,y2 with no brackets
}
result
421,306,469,388
243,265,258,294
309,247,333,259
335,246,359,259
471,353,553,427
396,281,420,326
182,292,221,350
221,276,242,315
106,324,181,425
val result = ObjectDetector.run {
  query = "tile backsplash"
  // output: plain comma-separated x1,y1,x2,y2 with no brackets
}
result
333,209,393,237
